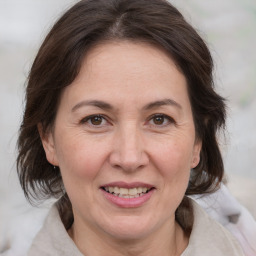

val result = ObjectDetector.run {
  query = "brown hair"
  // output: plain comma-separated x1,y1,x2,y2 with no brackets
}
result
17,0,226,207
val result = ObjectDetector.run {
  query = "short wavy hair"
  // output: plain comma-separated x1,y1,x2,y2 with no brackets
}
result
17,0,226,207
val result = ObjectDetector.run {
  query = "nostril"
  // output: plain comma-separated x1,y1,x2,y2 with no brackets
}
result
109,151,149,172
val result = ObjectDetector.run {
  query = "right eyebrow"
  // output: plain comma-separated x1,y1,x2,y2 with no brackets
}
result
71,100,113,112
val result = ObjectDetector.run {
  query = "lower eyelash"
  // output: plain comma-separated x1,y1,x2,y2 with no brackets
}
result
150,114,175,125
80,114,104,124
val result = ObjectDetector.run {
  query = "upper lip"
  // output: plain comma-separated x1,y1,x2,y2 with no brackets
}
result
100,181,154,189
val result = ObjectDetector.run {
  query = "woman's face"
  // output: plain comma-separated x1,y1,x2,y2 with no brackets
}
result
42,41,201,241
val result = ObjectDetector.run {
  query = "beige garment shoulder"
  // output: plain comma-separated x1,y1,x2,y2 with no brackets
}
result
182,199,245,256
28,198,245,256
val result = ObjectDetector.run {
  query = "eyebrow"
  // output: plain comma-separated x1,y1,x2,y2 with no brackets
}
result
143,99,182,110
71,100,113,112
71,98,182,112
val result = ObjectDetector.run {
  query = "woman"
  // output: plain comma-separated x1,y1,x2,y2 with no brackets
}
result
17,0,245,255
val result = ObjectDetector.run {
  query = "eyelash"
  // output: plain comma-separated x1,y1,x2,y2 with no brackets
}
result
80,114,109,127
147,114,175,127
80,113,175,128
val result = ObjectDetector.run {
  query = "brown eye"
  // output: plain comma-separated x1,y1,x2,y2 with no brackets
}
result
90,115,103,125
80,114,110,130
149,114,173,127
153,116,165,125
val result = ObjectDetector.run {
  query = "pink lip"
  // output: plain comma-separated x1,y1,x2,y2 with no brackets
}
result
100,181,155,208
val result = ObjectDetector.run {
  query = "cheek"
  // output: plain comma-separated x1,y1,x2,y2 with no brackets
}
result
55,133,109,180
150,141,192,215
153,140,193,177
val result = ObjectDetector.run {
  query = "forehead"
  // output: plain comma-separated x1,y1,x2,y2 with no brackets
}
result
82,40,182,80
59,41,190,111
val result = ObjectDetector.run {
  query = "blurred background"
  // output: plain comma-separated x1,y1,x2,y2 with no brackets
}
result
0,0,255,255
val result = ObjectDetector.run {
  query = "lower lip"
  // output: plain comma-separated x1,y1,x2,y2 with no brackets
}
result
101,189,155,208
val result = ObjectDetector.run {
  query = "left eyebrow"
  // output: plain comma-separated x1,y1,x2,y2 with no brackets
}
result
142,99,182,110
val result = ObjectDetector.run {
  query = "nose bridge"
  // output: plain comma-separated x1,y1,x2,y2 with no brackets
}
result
110,122,148,171
122,122,140,157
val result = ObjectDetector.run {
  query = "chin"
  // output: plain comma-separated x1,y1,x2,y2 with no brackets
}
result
101,215,158,241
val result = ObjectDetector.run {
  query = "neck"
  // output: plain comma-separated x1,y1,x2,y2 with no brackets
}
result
68,218,188,256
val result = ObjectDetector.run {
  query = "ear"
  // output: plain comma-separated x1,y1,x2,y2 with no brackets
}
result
191,139,202,169
38,123,59,166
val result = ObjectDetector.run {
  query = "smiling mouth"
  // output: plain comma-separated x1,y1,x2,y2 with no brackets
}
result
101,186,154,198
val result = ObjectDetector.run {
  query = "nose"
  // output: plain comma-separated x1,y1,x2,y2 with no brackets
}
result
109,124,149,172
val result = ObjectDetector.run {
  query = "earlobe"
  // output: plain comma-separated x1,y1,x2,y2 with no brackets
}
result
191,155,200,168
191,139,202,168
38,123,59,166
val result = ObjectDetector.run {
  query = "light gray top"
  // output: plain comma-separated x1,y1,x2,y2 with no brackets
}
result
28,198,244,256
181,199,244,256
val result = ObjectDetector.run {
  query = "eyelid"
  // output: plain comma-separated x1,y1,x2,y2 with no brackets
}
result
147,113,175,126
79,113,175,128
80,114,110,127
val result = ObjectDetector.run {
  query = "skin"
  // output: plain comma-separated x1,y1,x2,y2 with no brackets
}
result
41,41,201,256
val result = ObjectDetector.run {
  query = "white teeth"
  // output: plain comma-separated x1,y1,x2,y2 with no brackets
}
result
142,188,147,193
103,186,151,198
114,187,119,194
120,188,128,195
137,187,142,193
129,188,137,196
109,187,114,193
